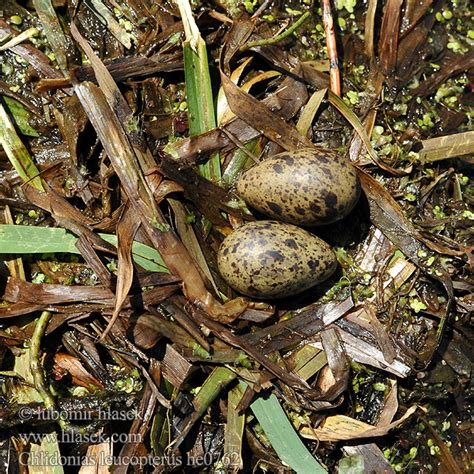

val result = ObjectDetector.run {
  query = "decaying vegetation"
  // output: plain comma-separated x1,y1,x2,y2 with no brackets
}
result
0,0,472,472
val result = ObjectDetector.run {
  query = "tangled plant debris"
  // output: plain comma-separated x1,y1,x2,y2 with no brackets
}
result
0,0,472,472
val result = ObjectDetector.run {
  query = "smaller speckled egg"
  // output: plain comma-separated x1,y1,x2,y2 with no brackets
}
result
217,220,337,299
236,148,360,226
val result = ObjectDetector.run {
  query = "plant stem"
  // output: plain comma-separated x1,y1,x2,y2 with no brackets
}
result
29,311,65,428
241,12,310,51
321,0,341,96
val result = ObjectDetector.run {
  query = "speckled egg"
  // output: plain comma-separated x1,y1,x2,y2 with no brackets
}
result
217,220,337,299
236,148,360,226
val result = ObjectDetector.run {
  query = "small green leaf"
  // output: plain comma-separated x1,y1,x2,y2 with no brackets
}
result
410,299,427,313
373,382,387,392
338,455,365,473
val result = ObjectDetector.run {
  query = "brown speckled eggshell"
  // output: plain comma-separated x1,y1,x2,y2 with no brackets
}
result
236,148,360,226
217,220,337,299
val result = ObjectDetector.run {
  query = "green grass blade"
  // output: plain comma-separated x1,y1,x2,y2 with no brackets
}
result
224,383,246,470
327,90,379,164
0,102,44,191
0,225,77,254
251,393,327,474
0,224,168,272
173,367,236,448
183,42,221,182
3,97,39,137
177,0,221,183
183,41,216,136
193,367,236,417
32,0,71,70
100,234,169,273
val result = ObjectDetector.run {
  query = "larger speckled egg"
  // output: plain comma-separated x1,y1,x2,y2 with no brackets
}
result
217,220,337,299
236,148,360,226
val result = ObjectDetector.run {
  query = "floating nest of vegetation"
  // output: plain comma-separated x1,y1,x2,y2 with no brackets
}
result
0,0,472,472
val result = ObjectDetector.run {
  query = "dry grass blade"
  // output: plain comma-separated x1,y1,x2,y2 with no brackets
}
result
220,70,313,151
73,82,246,321
190,306,329,401
4,277,113,305
316,329,412,378
414,50,474,97
0,20,60,78
328,91,406,175
419,130,474,161
166,74,308,164
87,0,133,49
101,206,138,340
378,0,404,74
242,12,311,51
364,0,378,59
342,444,394,472
400,0,434,38
70,24,156,174
247,297,353,354
357,169,455,363
168,198,220,294
297,88,327,136
300,405,418,441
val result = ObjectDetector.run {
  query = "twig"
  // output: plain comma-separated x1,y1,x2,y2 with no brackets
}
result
241,12,310,51
321,0,341,96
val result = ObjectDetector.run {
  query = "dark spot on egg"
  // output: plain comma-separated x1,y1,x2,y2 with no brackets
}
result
295,207,306,215
280,155,294,165
267,201,283,215
273,164,283,174
264,250,285,262
324,191,338,209
322,167,333,178
284,239,298,249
